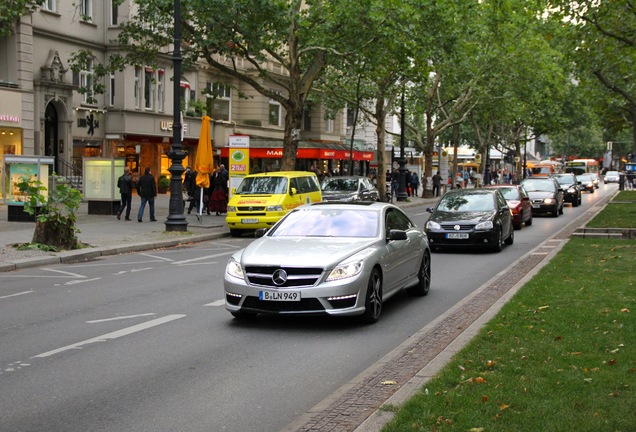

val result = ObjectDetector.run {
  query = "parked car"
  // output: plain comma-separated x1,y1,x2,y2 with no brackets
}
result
577,173,596,193
224,202,431,323
520,177,564,217
485,184,533,229
321,176,380,202
590,173,600,188
424,188,514,252
604,171,620,184
552,173,582,207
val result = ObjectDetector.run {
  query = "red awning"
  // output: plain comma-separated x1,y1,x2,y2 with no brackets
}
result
221,146,373,161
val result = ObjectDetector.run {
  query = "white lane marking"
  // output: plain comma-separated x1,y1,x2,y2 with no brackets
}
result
0,291,33,299
204,300,225,307
138,252,174,262
177,262,218,266
64,278,101,285
32,314,186,358
71,259,165,268
171,251,235,266
130,268,153,273
41,268,87,278
86,313,157,323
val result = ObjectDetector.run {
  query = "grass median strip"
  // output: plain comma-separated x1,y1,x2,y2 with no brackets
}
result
383,199,636,431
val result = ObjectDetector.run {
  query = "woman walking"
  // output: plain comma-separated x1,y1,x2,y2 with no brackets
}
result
208,166,228,215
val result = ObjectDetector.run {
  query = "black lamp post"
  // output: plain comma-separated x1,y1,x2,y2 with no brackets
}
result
164,0,188,232
396,89,408,201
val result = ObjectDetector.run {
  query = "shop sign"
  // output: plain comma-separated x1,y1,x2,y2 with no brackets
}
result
229,135,250,147
0,90,22,126
159,120,189,135
77,112,100,135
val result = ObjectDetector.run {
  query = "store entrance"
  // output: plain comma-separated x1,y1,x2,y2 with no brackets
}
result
44,103,59,173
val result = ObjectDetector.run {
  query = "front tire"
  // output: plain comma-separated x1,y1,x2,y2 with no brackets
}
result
505,227,514,245
491,228,503,252
525,212,533,226
361,269,383,324
407,251,431,296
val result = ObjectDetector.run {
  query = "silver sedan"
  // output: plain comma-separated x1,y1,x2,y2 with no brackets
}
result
224,202,431,323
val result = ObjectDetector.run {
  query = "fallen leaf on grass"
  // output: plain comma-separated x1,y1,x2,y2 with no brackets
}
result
475,377,486,384
608,392,619,397
538,305,549,310
621,308,630,313
469,428,485,432
482,395,489,403
608,358,617,366
487,360,496,368
499,403,510,411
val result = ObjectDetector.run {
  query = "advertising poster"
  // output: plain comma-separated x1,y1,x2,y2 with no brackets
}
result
9,163,38,204
229,148,250,198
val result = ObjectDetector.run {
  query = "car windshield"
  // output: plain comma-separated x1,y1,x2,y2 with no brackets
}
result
606,171,619,176
270,208,379,238
236,176,288,194
437,193,495,212
496,187,520,201
578,174,593,182
522,179,556,192
553,175,576,185
322,178,359,192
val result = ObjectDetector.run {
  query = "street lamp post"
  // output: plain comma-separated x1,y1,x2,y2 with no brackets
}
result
396,89,408,201
164,0,188,232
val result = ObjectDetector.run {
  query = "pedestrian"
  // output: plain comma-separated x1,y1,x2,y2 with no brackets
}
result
208,165,228,215
185,169,199,214
410,171,420,197
116,166,133,221
432,171,442,197
136,167,157,222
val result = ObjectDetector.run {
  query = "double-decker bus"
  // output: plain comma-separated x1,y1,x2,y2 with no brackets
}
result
564,159,599,176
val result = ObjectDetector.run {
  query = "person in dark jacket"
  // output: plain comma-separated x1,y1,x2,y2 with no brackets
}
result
116,167,134,221
136,167,157,222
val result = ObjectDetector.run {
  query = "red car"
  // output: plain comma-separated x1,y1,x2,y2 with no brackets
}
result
485,184,533,230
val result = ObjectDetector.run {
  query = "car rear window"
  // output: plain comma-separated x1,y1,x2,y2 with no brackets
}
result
437,193,495,212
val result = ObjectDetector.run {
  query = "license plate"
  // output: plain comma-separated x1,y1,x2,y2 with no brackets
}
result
446,233,469,239
241,218,259,224
259,290,301,301
532,204,540,209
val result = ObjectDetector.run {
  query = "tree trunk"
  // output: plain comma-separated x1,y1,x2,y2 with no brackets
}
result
32,218,79,250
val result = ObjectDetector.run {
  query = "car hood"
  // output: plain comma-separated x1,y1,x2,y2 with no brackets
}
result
322,190,357,201
525,191,555,199
430,210,495,223
238,236,376,267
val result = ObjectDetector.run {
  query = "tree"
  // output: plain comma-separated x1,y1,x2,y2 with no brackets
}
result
73,0,371,170
0,1,38,38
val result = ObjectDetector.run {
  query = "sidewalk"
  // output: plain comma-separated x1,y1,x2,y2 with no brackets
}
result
0,192,439,272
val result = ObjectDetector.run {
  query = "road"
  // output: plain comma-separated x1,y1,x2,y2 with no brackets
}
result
0,184,616,432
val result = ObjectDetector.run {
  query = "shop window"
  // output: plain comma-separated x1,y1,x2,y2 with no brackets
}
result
144,67,154,110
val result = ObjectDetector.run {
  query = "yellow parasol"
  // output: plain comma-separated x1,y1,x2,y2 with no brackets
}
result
194,116,214,189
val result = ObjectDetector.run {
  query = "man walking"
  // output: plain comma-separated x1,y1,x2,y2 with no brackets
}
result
432,171,442,197
116,167,133,221
136,167,157,222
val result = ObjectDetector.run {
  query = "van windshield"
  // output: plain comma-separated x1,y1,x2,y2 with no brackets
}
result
236,176,288,194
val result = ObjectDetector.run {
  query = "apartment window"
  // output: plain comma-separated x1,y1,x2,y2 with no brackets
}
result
144,68,154,110
269,92,281,127
134,66,142,109
109,73,115,106
80,59,94,104
207,82,231,121
346,107,355,127
157,69,165,112
80,0,93,21
325,116,334,133
41,0,56,12
302,107,312,131
180,81,191,111
109,0,118,25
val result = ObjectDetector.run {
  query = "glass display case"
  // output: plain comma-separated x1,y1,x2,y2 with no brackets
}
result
3,156,54,221
83,158,125,214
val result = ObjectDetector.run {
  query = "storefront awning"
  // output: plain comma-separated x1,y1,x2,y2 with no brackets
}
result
221,139,374,161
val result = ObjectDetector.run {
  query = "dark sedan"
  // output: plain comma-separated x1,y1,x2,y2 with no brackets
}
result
425,188,514,252
321,176,380,202
577,173,596,193
520,177,564,217
552,173,582,207
485,184,533,230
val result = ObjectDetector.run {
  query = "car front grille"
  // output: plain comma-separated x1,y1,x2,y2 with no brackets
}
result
242,296,325,312
245,266,324,287
440,223,474,231
237,206,266,211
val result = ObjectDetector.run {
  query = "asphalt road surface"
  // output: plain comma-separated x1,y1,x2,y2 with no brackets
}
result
0,184,616,432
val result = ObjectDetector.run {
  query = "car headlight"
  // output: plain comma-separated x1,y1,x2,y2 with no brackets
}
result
544,198,556,204
567,187,576,193
326,249,374,282
266,205,284,211
426,220,441,230
227,206,236,212
226,257,245,280
475,220,493,230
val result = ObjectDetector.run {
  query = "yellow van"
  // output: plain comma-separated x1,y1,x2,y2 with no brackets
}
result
225,171,322,236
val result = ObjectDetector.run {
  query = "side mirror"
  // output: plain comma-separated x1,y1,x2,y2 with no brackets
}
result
255,228,269,238
501,205,510,212
290,187,297,196
426,207,434,213
388,229,407,241
232,187,237,194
